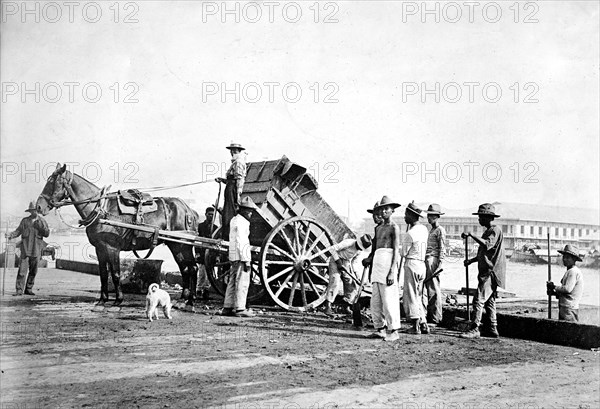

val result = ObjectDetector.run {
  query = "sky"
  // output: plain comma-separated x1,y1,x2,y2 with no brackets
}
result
1,0,599,224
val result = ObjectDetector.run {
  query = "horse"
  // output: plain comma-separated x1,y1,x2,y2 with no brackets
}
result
36,163,200,307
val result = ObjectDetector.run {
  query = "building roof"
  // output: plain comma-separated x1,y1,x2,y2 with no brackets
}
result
442,202,599,226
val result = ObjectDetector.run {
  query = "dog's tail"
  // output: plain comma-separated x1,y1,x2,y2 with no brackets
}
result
149,283,160,293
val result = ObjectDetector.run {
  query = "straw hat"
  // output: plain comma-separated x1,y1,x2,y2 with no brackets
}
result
405,201,423,218
226,142,245,151
557,244,582,262
426,203,445,215
472,203,500,218
239,196,258,210
374,196,400,210
356,234,372,250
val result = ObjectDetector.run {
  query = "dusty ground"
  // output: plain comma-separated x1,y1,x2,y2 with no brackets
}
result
1,268,599,409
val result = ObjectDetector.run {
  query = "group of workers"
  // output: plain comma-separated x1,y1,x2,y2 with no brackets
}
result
204,141,585,335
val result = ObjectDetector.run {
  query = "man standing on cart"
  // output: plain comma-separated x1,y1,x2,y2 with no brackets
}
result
215,142,247,241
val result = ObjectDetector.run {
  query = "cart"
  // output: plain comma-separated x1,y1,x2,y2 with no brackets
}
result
99,156,365,312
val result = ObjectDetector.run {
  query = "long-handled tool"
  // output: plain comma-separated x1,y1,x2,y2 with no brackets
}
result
461,233,470,321
3,222,8,296
352,266,370,327
547,232,552,319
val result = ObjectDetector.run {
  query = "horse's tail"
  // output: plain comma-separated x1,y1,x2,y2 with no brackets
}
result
149,283,159,293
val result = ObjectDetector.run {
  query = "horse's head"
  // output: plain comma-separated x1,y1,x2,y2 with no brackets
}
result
36,163,72,215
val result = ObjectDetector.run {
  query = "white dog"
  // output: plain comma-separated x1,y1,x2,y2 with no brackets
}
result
145,283,172,322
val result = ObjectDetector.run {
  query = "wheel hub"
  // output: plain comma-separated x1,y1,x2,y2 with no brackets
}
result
294,257,311,272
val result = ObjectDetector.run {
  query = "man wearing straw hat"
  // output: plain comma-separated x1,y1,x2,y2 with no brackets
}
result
547,244,584,322
460,203,506,339
6,201,50,296
402,201,430,335
364,196,402,341
424,203,446,326
220,196,258,318
216,142,247,241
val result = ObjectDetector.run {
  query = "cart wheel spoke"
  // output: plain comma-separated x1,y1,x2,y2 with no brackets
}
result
278,229,299,258
267,266,294,283
305,231,326,257
304,270,320,295
268,243,296,261
287,272,299,306
299,272,308,307
307,267,329,284
300,221,311,255
274,269,296,298
293,221,302,255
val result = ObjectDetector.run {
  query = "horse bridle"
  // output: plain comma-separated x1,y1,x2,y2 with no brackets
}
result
42,170,103,208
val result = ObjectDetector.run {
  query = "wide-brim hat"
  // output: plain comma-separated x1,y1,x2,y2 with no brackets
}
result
356,234,372,250
426,203,445,215
557,245,582,262
238,196,258,210
405,201,423,218
25,201,37,212
367,201,380,214
226,142,245,151
472,203,500,218
374,196,400,210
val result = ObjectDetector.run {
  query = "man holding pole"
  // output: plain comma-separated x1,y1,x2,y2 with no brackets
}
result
547,245,584,322
460,203,506,339
215,142,247,241
6,202,50,296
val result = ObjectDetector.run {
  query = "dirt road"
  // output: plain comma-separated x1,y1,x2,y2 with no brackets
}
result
1,268,598,408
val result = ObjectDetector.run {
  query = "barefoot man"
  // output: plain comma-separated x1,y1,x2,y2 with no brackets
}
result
364,196,402,342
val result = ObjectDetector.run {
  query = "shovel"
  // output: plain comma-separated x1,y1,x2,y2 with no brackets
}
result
351,266,370,327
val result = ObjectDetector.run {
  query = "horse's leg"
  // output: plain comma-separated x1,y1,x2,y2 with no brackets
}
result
107,247,124,305
96,246,109,305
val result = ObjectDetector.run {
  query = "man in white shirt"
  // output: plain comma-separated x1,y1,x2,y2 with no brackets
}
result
547,244,584,322
324,234,372,316
220,196,258,317
402,201,429,334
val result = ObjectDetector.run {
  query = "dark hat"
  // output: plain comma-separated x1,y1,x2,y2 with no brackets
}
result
367,201,380,214
356,234,372,250
25,201,37,212
205,206,215,213
405,201,423,218
426,203,445,215
472,203,500,218
239,196,258,210
557,245,582,262
226,142,245,151
374,196,400,210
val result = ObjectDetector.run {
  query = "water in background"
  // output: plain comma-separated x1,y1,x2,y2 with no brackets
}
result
3,233,598,306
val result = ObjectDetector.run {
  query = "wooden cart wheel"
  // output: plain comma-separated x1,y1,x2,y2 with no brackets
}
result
259,216,335,312
204,227,266,303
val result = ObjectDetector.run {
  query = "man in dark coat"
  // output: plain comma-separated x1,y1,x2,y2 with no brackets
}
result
460,203,506,339
7,201,50,296
215,142,246,241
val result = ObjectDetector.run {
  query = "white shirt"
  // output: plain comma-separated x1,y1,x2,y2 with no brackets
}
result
402,224,428,261
556,266,584,310
228,214,251,262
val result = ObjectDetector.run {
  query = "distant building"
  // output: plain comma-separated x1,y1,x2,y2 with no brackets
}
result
359,202,600,253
